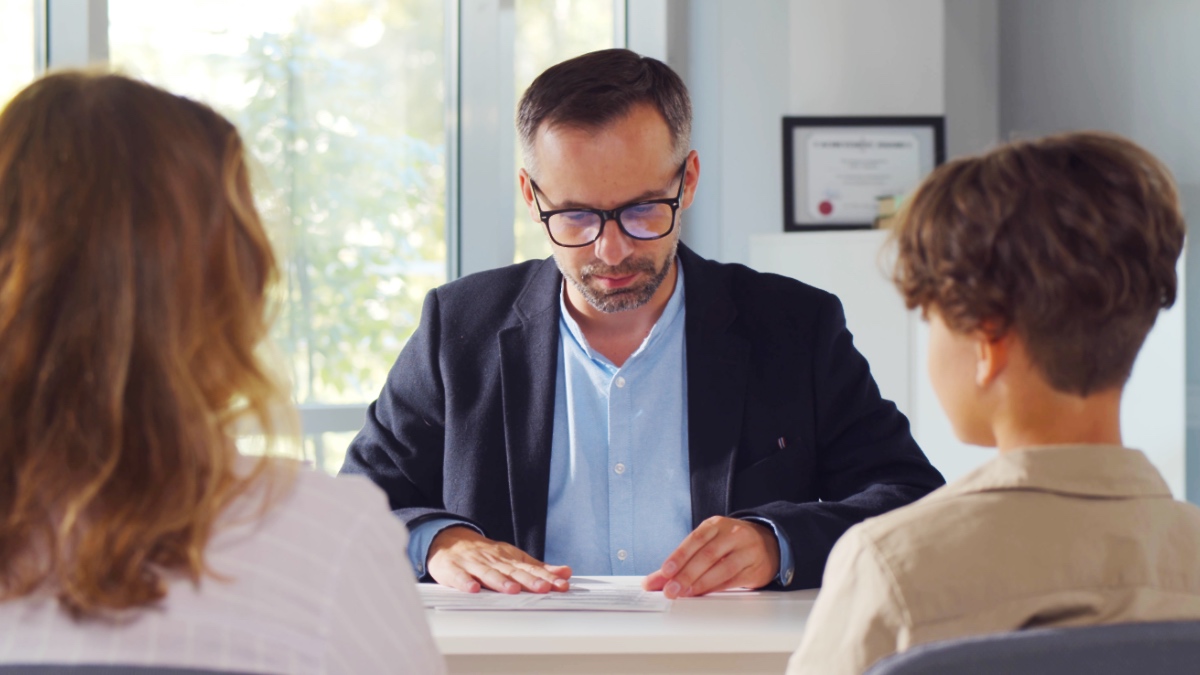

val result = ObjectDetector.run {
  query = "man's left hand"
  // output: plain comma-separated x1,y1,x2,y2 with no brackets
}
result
641,516,780,598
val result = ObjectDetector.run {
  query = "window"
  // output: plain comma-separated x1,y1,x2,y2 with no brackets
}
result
512,0,618,263
0,0,36,106
15,0,629,473
109,0,447,472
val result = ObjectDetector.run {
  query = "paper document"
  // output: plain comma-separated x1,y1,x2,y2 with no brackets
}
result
419,577,672,612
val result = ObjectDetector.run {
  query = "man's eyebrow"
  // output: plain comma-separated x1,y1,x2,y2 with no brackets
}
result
548,185,673,210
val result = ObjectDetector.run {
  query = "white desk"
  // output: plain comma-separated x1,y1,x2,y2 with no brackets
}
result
426,576,816,674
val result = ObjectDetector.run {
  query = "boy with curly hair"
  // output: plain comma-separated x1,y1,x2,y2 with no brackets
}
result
789,131,1200,674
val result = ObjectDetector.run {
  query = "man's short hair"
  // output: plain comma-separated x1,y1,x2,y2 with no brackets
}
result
517,48,691,176
893,131,1185,396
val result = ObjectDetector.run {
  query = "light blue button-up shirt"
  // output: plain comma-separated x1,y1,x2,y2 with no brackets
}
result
542,263,692,574
407,261,792,584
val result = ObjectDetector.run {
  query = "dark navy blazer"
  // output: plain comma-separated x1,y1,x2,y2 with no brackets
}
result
340,244,945,589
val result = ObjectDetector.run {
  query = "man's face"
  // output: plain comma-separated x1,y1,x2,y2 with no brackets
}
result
520,103,697,314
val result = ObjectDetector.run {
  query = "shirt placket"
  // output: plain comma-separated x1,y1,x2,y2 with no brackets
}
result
607,366,634,573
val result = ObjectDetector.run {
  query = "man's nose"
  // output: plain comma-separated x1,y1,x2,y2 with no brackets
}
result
593,216,634,265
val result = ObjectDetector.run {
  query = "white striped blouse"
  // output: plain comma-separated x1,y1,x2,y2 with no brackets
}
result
0,464,445,674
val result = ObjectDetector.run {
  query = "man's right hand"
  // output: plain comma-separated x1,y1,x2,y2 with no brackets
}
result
427,526,572,594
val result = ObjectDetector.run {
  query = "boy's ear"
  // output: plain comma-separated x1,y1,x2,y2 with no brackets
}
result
975,328,1009,388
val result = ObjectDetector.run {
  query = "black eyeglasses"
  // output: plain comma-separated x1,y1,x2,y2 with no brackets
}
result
530,160,687,248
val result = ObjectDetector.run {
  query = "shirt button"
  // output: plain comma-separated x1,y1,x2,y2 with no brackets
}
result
617,549,628,561
614,376,626,388
614,463,626,475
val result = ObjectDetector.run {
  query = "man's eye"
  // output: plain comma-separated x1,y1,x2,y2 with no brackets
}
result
562,211,593,223
627,204,656,216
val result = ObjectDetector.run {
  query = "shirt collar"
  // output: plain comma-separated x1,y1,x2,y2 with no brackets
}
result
559,258,685,366
931,444,1173,501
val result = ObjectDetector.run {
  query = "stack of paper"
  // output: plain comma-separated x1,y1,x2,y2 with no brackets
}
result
419,578,672,612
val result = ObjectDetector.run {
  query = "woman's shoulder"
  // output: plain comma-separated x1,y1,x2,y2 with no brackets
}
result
283,464,397,519
214,459,409,562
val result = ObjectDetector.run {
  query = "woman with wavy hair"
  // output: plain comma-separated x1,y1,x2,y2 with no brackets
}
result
0,72,443,674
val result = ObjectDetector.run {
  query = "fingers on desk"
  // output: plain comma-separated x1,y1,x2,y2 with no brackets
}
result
460,556,572,594
477,567,523,594
506,566,554,593
661,517,771,598
641,569,668,591
687,545,759,597
439,567,483,593
657,516,729,597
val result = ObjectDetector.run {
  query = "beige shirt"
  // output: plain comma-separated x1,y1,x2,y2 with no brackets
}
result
788,445,1200,675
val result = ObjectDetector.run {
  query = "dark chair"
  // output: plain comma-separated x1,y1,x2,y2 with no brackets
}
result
0,662,264,667
864,620,1200,675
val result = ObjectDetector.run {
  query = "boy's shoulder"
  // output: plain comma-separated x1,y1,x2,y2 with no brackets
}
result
846,480,988,560
834,458,1200,628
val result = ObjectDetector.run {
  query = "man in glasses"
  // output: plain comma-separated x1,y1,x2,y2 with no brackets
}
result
342,49,944,597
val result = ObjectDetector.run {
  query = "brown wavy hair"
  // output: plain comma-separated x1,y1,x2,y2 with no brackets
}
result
892,131,1185,396
0,72,293,617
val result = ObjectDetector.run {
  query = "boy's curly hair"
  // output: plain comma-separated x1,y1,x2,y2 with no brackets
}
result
893,131,1184,396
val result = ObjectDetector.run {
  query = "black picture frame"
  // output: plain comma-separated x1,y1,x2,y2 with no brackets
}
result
782,116,945,232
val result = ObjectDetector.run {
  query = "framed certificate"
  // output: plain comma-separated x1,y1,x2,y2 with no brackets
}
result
782,116,945,231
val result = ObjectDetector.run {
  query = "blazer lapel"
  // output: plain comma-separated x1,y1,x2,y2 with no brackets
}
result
680,246,751,527
498,259,562,559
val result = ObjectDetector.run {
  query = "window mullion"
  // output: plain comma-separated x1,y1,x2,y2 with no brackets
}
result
455,0,517,278
613,0,627,48
33,0,48,75
46,0,107,69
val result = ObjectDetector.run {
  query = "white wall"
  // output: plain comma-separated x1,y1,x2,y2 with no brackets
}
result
749,230,913,419
678,0,789,265
681,0,955,482
999,0,1200,501
788,0,944,117
682,0,1001,258
945,0,1000,158
683,0,983,483
686,0,1190,494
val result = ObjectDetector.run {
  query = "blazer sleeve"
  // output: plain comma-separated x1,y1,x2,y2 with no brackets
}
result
732,293,944,589
339,289,486,533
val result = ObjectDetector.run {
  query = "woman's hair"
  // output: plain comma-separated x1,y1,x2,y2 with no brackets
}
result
0,72,292,616
892,131,1185,396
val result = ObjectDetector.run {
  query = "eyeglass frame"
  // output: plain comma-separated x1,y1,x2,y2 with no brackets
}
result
528,159,688,248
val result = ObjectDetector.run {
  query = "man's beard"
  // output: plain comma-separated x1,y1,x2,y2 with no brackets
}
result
557,239,678,314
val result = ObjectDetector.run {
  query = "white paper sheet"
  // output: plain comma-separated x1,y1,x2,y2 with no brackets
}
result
419,577,672,612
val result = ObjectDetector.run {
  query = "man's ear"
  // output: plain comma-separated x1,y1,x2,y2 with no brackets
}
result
518,168,539,223
680,150,701,211
975,328,1009,388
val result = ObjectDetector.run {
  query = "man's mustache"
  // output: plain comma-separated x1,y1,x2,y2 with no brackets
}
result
580,258,657,280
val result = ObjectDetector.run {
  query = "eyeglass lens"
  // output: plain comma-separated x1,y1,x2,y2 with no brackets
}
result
548,203,675,246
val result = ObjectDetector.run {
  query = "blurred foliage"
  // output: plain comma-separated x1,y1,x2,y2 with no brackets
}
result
0,0,36,106
109,0,614,410
107,0,613,471
237,1,447,405
112,0,447,406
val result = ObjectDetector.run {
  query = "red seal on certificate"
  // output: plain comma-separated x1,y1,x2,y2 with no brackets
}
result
818,200,834,216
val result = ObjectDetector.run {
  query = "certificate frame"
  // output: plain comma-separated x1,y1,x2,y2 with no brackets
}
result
782,116,945,232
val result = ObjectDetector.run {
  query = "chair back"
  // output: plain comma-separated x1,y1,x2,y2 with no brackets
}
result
865,620,1200,675
0,662,261,667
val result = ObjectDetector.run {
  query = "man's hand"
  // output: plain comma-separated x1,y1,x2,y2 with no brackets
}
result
641,516,780,598
427,526,572,594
